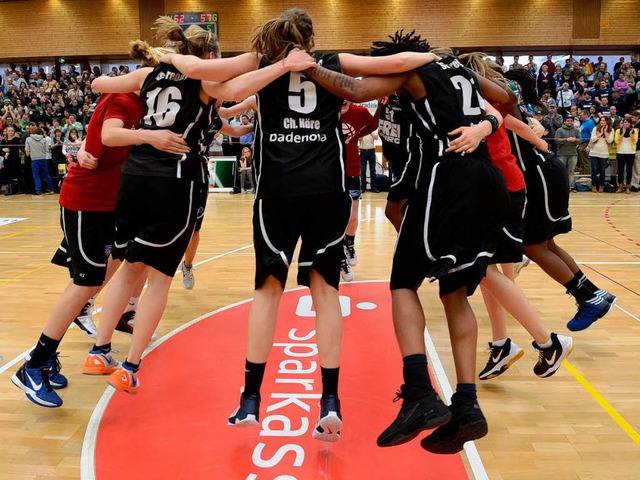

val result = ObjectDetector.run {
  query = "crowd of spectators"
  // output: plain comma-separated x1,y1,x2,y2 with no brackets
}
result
1,54,639,195
0,63,133,194
495,54,640,191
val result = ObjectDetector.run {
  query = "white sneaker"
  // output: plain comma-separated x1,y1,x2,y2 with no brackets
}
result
74,301,97,338
340,259,354,282
180,261,195,290
344,244,357,266
513,255,531,278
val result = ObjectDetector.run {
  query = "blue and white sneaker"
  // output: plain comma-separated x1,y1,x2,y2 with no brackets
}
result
11,363,63,408
228,393,260,427
25,351,68,389
566,296,613,331
312,395,343,442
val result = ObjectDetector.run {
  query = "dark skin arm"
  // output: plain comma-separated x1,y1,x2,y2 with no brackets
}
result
385,199,407,233
304,65,409,103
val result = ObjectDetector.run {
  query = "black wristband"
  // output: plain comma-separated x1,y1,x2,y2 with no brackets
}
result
483,115,500,135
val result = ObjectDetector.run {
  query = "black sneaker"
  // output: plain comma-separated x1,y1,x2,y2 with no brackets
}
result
532,333,574,378
478,338,524,380
595,289,616,305
420,393,488,454
228,392,261,427
312,395,343,442
377,385,452,447
115,311,135,336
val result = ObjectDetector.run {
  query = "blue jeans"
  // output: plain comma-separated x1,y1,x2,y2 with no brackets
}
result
590,156,607,189
360,149,377,191
31,159,53,193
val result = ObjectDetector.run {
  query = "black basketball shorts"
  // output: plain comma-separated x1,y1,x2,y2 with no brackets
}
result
390,156,509,297
253,192,352,290
523,155,572,245
194,185,209,232
51,208,115,287
111,174,206,277
490,188,526,265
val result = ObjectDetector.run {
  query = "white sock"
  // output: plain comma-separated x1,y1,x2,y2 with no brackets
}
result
492,338,507,347
537,337,553,349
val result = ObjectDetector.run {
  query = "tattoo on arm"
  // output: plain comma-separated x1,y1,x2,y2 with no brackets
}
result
308,66,356,92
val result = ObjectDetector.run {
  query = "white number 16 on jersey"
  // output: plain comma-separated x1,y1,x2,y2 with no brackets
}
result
288,73,317,114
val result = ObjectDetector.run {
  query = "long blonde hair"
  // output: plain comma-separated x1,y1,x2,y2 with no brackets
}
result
153,16,220,59
458,52,507,86
250,8,314,64
129,40,174,67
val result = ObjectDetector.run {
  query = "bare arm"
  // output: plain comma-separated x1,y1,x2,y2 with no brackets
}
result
385,199,408,233
162,52,260,81
91,68,152,93
202,49,316,102
305,65,408,103
219,95,257,118
339,52,439,77
101,118,190,155
446,102,503,154
219,120,253,138
505,115,550,152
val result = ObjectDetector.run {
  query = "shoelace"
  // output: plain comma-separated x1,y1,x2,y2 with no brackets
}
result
392,388,406,403
40,367,54,391
50,352,63,373
340,262,351,273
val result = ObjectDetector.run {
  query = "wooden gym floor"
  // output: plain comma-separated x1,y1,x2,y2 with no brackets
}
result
0,190,638,479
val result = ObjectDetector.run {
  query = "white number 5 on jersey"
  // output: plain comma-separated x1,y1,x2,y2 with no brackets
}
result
288,73,317,114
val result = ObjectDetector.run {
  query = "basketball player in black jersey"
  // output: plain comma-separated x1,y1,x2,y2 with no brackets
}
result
304,31,513,454
502,69,616,332
378,93,415,183
85,17,316,394
163,9,441,443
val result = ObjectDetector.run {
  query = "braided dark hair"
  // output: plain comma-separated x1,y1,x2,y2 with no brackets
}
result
504,69,540,107
370,29,430,57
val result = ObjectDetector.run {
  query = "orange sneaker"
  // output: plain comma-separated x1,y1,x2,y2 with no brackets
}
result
107,365,139,395
82,350,120,375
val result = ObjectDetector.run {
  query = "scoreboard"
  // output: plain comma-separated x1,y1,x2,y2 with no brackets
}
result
167,12,218,36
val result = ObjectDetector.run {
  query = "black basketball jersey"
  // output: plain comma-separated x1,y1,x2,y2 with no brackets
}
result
379,93,413,163
253,52,346,199
389,57,491,202
411,56,489,161
124,63,216,183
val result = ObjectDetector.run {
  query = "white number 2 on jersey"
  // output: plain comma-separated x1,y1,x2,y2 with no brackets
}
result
143,86,182,127
450,75,484,116
288,73,317,114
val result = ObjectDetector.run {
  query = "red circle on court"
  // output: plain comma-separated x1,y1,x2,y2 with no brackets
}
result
91,282,469,479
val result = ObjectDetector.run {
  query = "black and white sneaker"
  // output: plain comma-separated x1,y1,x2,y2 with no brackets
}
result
344,244,357,266
312,395,343,442
74,301,97,338
115,311,136,336
228,393,260,427
478,338,524,380
377,385,452,447
532,333,574,378
420,392,488,454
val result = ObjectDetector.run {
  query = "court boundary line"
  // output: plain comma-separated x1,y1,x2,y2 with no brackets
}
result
0,245,254,377
424,327,488,480
81,281,488,480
